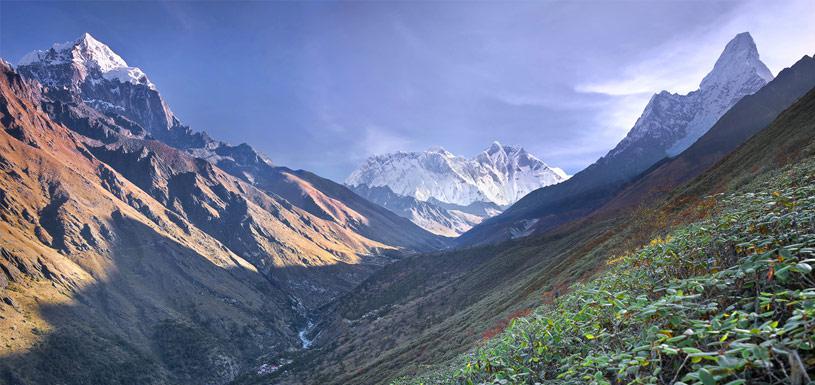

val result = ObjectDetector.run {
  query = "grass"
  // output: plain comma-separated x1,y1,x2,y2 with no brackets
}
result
395,157,815,385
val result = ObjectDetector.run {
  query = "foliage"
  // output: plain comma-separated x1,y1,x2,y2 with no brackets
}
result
396,158,815,385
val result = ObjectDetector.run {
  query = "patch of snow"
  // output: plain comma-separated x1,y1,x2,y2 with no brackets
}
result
550,167,570,180
102,66,154,88
83,98,126,112
510,218,539,239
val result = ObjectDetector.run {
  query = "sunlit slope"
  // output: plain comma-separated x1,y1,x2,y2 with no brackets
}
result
0,61,299,385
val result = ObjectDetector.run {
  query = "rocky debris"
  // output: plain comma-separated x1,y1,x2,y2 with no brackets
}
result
2,296,18,310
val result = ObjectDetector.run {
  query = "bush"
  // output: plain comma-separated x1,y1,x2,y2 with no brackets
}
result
397,158,815,385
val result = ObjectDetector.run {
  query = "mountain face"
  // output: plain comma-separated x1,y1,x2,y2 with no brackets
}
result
346,142,566,235
600,53,815,214
458,32,774,246
17,33,445,249
0,34,453,384
17,33,181,141
16,33,446,257
350,185,496,237
0,60,300,385
610,32,773,161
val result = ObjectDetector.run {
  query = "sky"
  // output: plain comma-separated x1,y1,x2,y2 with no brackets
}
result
1,1,813,181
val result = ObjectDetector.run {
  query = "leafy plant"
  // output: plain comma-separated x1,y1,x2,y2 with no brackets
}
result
395,157,815,385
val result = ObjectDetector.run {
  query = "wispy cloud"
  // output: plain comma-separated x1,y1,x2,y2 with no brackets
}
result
576,0,815,98
361,125,413,158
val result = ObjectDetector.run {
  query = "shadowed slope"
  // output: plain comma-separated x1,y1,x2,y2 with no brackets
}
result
0,60,300,384
89,138,401,308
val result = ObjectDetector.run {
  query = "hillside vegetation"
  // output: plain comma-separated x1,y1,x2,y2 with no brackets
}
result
398,157,815,385
269,83,815,385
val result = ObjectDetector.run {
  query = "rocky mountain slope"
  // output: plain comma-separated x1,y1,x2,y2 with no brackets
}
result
349,184,500,237
12,33,447,308
0,34,447,385
347,142,566,236
16,33,445,254
0,60,300,385
598,53,815,215
458,32,774,246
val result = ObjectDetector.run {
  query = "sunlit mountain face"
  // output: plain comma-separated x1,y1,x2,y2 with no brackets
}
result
1,2,814,385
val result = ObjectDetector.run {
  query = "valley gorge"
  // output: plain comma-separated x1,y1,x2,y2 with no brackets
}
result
1,7,814,385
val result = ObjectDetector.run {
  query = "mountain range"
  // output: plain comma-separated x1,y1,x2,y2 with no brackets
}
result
2,29,814,385
0,33,449,384
271,41,815,385
347,142,568,236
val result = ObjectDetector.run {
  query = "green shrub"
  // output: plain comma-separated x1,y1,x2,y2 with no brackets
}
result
397,158,815,385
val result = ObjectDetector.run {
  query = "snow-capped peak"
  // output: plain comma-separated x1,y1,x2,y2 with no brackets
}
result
487,141,505,153
608,32,773,159
347,142,568,206
700,32,773,90
427,146,455,157
18,32,154,89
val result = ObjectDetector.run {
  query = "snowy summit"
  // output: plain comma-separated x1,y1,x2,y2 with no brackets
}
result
347,142,569,207
19,32,154,89
609,32,773,159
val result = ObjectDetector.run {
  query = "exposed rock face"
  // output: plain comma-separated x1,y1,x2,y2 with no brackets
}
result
350,184,495,237
0,60,299,385
1,34,448,384
14,33,446,303
88,138,408,307
604,32,773,172
602,54,815,213
17,33,445,254
17,33,177,138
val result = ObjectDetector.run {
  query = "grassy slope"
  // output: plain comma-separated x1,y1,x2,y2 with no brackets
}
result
394,87,815,385
269,86,815,385
400,154,815,385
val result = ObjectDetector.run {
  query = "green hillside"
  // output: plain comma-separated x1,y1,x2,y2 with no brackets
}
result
266,86,815,385
398,154,815,385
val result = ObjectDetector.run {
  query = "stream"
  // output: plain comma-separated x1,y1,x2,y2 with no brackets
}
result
298,320,314,349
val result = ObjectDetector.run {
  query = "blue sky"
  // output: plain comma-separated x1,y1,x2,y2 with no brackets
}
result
1,1,813,181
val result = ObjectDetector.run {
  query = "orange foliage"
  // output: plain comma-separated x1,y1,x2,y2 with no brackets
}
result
482,308,532,340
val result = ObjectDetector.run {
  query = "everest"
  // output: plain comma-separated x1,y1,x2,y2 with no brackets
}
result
347,142,568,207
347,142,568,236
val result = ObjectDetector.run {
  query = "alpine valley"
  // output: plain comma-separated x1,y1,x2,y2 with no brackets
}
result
1,16,814,385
